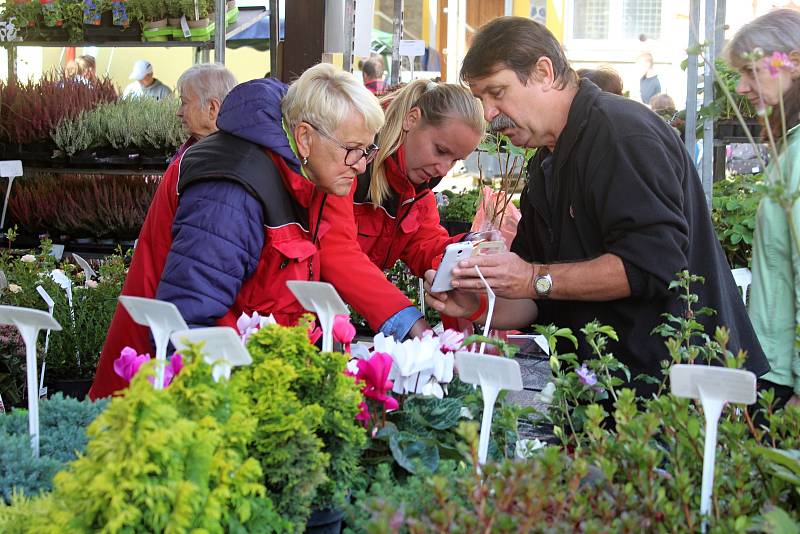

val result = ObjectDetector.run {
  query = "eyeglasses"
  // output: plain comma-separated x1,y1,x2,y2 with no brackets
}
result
306,122,379,166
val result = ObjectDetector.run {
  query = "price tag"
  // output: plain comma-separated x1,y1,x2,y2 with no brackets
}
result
399,39,425,57
180,15,192,38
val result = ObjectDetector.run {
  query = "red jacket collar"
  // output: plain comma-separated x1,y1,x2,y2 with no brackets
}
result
383,145,418,201
268,151,316,208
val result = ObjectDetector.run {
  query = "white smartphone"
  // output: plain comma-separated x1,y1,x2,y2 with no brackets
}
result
430,242,474,292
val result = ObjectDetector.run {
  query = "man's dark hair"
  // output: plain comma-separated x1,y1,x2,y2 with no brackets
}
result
460,16,576,89
576,67,623,95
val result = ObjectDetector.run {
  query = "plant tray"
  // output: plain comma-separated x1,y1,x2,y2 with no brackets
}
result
143,26,173,41
226,6,238,25
83,22,142,41
172,22,215,41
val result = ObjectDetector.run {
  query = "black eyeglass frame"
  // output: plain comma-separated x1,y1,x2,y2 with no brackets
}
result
305,122,379,167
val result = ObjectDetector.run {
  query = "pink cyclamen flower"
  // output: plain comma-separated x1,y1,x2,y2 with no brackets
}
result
576,364,598,387
113,346,150,383
764,51,796,77
333,315,356,352
355,351,399,420
308,324,323,345
438,329,465,353
161,353,184,387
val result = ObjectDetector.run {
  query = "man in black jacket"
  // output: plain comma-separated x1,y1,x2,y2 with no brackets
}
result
424,16,768,393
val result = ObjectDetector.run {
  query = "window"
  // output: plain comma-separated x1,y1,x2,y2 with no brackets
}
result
622,0,661,40
570,0,662,42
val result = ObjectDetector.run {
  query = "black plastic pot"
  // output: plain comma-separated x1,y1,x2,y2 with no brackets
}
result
49,379,92,401
84,12,142,41
304,507,344,534
442,220,472,237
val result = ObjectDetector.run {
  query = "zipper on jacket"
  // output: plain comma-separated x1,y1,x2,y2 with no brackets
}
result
308,194,328,280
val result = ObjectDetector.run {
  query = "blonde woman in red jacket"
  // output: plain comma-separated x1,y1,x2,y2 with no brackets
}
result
350,80,485,276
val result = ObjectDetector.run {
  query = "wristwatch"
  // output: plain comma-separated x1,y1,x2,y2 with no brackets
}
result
533,264,552,298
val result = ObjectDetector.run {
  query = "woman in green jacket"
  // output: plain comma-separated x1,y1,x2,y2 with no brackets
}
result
727,9,800,409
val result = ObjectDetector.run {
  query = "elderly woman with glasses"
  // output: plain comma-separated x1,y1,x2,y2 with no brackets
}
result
90,63,424,398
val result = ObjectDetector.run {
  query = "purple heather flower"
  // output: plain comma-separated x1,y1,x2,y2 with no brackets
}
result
576,364,597,387
763,51,796,78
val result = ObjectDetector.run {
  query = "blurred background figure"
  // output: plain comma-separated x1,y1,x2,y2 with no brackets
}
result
75,55,96,84
122,59,172,100
359,54,386,95
637,52,661,105
577,66,624,95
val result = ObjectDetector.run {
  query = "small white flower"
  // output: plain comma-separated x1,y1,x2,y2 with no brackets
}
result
346,358,360,375
420,378,444,399
8,283,21,293
537,382,556,405
86,280,98,289
20,254,35,263
515,438,546,459
459,407,473,420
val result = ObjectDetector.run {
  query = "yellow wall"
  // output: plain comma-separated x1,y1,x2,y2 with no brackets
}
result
39,45,270,94
512,0,528,17
545,0,564,42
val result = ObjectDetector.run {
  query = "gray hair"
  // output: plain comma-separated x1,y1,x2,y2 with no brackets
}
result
177,63,238,107
282,62,384,137
725,8,800,68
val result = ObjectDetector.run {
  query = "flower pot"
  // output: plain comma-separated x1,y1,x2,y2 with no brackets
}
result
144,18,168,29
187,17,210,28
167,17,181,27
226,0,236,11
49,379,92,401
304,507,344,534
442,220,471,237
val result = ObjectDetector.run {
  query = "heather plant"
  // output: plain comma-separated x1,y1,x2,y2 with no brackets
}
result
50,110,92,156
0,73,116,146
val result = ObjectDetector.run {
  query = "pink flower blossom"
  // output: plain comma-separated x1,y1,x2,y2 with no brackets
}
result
113,347,183,388
113,346,150,383
333,314,356,352
438,329,464,353
763,51,796,77
354,351,399,428
308,324,322,345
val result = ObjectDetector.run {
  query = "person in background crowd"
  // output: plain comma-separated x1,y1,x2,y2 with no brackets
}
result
576,66,624,95
637,52,662,105
649,92,675,114
425,16,769,397
360,54,387,95
90,63,386,398
173,63,237,160
64,59,79,79
122,59,172,100
75,55,97,83
727,8,800,410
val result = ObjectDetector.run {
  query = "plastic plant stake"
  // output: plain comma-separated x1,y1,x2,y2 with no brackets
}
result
119,296,188,389
455,351,523,464
0,270,8,290
286,281,348,353
670,364,756,531
473,266,496,354
170,327,252,382
0,160,22,229
35,285,55,397
0,305,61,457
71,253,97,282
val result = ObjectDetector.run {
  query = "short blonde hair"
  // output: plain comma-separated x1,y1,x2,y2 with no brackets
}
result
282,63,384,137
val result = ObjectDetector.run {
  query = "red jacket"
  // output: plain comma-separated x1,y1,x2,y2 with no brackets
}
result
89,138,327,399
353,146,462,276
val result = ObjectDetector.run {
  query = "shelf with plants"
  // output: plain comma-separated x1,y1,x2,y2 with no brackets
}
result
0,0,264,47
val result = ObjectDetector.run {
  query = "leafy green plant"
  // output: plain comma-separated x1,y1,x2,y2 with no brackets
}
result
0,393,108,501
440,187,479,222
0,353,285,533
243,321,365,515
694,58,758,126
711,173,763,268
476,132,534,229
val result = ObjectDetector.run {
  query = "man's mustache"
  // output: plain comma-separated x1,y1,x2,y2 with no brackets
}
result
490,114,517,132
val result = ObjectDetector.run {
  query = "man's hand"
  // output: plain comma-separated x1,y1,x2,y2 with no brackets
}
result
423,269,482,319
450,252,536,300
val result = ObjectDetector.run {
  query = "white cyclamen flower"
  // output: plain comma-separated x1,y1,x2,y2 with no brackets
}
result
8,283,21,293
20,254,35,263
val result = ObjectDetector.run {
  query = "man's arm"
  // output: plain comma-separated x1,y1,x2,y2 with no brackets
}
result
451,251,631,301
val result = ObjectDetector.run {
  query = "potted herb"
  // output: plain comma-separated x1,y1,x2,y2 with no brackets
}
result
439,187,479,236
